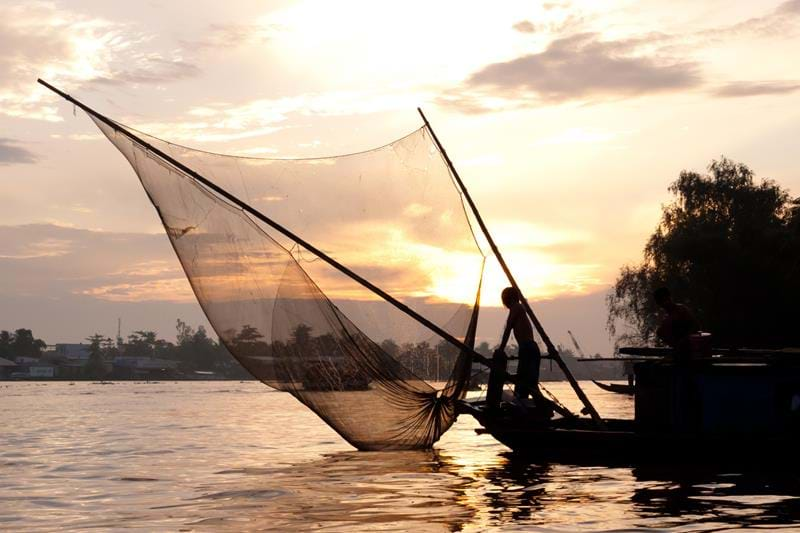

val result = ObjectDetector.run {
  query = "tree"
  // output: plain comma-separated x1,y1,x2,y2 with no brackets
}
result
230,324,266,358
607,157,800,348
84,333,108,379
188,325,220,370
174,320,232,372
176,319,194,346
9,329,46,360
290,323,312,347
0,331,12,360
380,339,399,357
126,330,158,358
476,341,492,357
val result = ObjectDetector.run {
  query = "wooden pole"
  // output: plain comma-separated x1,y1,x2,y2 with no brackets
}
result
37,79,492,368
417,107,604,426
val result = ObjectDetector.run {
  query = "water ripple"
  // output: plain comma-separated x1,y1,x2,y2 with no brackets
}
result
1,381,799,531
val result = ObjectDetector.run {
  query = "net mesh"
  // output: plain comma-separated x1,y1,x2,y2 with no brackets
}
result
92,116,489,450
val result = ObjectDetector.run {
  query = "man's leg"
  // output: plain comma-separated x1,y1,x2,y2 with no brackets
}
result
514,354,531,400
528,341,541,390
486,351,507,409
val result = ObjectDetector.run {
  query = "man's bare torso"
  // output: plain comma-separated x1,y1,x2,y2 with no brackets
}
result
507,302,534,344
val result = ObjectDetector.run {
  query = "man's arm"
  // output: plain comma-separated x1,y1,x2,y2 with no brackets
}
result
497,307,519,352
498,322,512,352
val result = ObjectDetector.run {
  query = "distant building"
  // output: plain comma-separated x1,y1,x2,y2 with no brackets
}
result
45,343,110,378
53,343,91,361
112,356,179,379
0,357,16,379
28,366,56,378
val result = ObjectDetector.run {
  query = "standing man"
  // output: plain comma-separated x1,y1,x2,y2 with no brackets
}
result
496,286,541,401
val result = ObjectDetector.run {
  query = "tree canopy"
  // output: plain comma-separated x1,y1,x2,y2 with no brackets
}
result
0,329,46,361
607,157,800,348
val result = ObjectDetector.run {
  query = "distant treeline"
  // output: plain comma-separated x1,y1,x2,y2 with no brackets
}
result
2,321,620,382
0,329,46,361
0,322,247,380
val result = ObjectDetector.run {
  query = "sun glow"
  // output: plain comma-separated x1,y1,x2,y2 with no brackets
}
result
261,1,565,88
304,219,603,307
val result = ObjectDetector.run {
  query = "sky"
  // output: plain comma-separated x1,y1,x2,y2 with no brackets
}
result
1,0,799,353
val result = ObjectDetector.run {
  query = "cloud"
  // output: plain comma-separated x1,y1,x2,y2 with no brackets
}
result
705,0,800,40
441,2,800,114
0,223,192,302
79,278,193,302
0,138,38,165
49,133,105,142
129,88,431,143
0,2,201,121
88,56,201,86
712,80,800,98
180,23,277,50
440,33,702,112
0,236,71,259
512,20,536,33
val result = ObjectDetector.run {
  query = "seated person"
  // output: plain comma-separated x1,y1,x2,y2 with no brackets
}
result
654,287,699,358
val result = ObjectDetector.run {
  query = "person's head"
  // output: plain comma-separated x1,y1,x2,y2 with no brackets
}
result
501,286,520,309
653,286,672,309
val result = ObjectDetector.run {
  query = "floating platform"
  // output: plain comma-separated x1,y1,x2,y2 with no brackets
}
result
460,355,800,465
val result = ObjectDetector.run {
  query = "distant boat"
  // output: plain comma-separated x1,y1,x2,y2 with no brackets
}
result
592,380,634,395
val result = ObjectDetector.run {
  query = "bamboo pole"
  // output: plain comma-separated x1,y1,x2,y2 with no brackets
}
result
38,79,492,368
418,107,604,427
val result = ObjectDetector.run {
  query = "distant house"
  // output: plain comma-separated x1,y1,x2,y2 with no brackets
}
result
0,357,16,379
53,344,91,362
10,356,43,379
112,356,179,379
28,366,56,379
56,361,86,380
46,343,111,378
2,359,55,380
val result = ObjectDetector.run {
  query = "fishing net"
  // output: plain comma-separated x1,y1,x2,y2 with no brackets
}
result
90,116,490,450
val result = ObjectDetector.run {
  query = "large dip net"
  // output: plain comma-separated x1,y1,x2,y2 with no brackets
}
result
90,115,491,450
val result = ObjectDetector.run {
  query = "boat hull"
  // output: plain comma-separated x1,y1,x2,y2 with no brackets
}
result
462,357,800,465
477,422,800,465
592,380,634,395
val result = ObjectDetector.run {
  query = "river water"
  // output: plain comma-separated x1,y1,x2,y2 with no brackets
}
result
2,381,799,531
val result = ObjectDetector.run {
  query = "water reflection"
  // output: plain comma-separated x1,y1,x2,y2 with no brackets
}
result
188,450,475,531
176,446,800,531
629,464,800,530
3,382,800,531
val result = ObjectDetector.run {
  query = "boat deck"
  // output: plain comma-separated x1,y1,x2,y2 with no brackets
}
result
458,398,800,466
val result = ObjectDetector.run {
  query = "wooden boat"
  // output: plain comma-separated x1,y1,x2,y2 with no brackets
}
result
459,349,800,465
592,380,634,395
42,81,798,459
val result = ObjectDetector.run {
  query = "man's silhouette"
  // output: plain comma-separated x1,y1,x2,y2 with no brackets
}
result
654,287,698,358
496,286,541,401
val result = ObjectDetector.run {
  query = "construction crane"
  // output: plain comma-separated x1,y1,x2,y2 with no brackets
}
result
567,330,587,359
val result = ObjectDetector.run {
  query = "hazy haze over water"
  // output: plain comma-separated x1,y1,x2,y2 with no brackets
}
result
2,381,799,531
